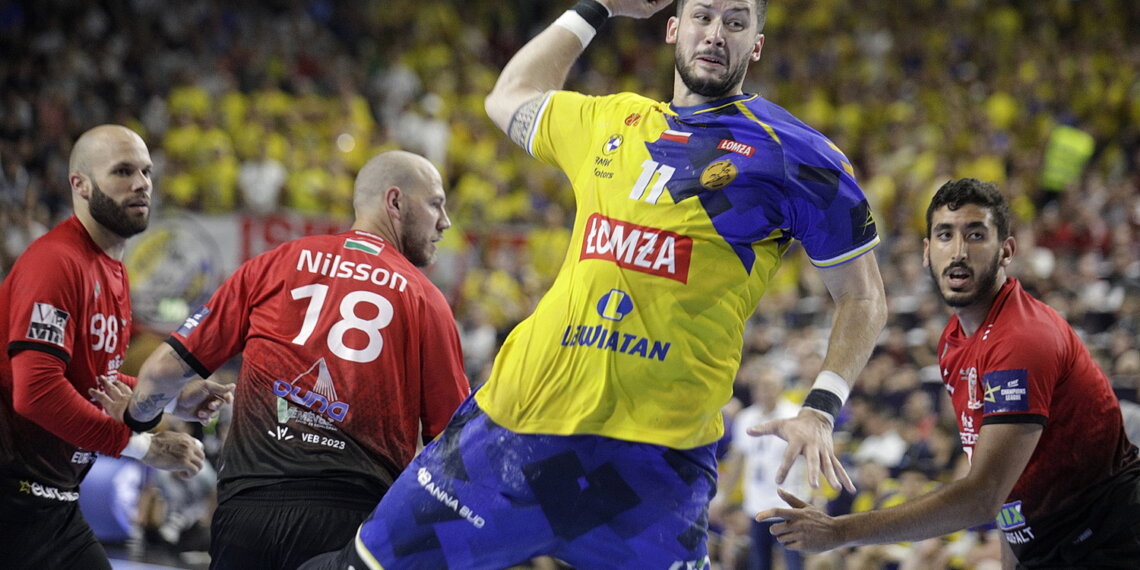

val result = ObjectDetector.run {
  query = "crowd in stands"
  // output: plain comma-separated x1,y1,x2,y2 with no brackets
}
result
4,0,1140,568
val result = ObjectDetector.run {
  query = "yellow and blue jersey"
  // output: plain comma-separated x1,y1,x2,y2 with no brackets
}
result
475,91,879,449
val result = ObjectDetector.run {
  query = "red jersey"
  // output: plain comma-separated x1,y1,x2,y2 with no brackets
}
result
169,229,469,502
1,216,134,492
938,278,1137,552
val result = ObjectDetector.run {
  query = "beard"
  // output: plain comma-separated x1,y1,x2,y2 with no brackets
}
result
675,48,750,99
928,252,1002,309
89,180,148,238
399,208,436,268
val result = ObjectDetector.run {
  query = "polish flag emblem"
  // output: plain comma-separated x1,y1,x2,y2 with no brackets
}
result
660,130,691,144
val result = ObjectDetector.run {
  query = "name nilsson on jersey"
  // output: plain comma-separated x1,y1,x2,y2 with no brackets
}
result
297,249,408,292
580,213,692,283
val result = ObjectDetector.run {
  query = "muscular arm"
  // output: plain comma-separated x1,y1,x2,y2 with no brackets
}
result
127,341,199,422
759,422,1042,551
750,252,886,491
815,251,888,382
484,0,673,146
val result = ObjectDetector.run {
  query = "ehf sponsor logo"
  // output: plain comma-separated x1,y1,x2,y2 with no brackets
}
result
983,369,1030,414
27,302,69,347
19,480,79,502
624,113,641,126
417,468,485,528
716,139,755,157
177,306,211,337
580,213,692,283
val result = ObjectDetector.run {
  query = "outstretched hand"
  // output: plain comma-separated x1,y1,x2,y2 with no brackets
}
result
599,0,674,19
747,409,854,493
755,488,844,553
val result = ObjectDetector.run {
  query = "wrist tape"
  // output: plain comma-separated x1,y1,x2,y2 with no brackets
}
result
802,370,850,425
554,0,611,48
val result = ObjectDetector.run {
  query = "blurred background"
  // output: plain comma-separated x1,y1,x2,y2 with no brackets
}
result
2,0,1139,568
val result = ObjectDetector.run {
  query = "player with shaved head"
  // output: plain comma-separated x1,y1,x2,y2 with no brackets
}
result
1,125,226,569
127,149,470,570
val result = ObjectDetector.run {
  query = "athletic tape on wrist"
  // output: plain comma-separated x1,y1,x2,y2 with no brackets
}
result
123,407,163,433
121,432,154,459
571,0,611,27
802,370,850,424
554,0,611,48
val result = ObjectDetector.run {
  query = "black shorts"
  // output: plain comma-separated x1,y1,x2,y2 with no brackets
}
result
0,477,110,570
209,480,381,570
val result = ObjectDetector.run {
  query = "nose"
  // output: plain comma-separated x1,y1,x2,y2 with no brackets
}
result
949,234,968,261
133,170,152,192
439,208,452,231
705,20,726,46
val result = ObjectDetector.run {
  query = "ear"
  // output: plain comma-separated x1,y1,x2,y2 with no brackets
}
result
384,186,402,221
922,238,931,268
999,236,1017,267
70,173,90,200
751,34,765,62
665,16,679,44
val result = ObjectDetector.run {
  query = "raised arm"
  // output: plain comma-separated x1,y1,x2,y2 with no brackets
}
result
484,0,674,146
749,252,886,492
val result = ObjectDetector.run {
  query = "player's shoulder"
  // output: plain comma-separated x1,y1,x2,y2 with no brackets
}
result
551,90,663,115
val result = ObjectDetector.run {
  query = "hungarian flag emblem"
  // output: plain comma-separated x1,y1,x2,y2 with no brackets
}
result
344,238,383,255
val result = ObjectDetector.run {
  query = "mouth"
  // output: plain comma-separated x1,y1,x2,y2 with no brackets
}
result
695,52,726,68
944,265,972,290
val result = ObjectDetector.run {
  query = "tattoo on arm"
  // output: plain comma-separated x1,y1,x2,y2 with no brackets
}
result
507,96,543,150
135,393,170,417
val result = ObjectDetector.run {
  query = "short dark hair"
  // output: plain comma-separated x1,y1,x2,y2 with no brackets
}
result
676,0,768,31
925,178,1012,240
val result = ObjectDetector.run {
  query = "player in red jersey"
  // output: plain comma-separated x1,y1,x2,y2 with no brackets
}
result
0,124,228,570
758,178,1140,568
126,149,471,570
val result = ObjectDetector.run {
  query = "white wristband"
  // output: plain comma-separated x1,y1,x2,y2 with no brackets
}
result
121,432,154,459
554,11,597,48
812,370,851,404
164,397,179,414
801,370,850,425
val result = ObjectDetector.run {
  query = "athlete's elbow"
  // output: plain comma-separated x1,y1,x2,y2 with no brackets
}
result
484,92,511,135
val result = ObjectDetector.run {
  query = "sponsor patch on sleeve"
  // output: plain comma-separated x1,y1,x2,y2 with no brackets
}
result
26,302,70,347
176,306,212,337
983,369,1030,414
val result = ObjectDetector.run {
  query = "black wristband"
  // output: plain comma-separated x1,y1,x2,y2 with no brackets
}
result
571,0,610,30
802,389,842,420
123,407,163,433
